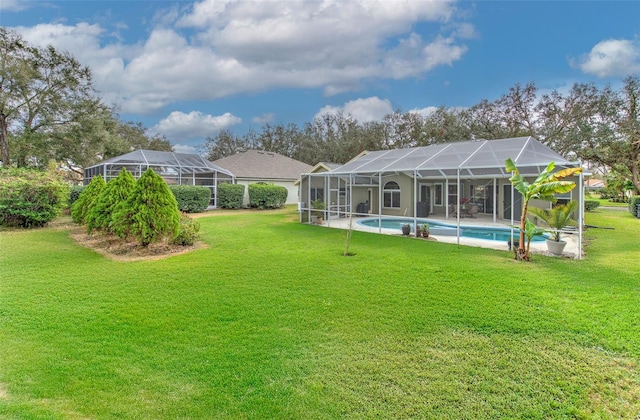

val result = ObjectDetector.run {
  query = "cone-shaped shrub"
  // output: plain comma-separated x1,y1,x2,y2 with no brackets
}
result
86,168,136,234
113,168,180,246
71,175,105,224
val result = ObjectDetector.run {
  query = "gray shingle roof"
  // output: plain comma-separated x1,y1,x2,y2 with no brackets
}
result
212,150,312,180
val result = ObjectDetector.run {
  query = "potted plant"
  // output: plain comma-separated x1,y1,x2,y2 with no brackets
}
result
401,223,411,235
311,199,326,224
421,223,429,238
528,200,578,255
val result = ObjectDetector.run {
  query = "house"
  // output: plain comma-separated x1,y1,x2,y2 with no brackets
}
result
212,150,312,206
84,150,234,207
299,136,585,224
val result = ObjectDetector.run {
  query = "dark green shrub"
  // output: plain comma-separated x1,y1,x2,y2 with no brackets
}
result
71,175,105,224
0,168,69,228
68,185,86,207
170,214,200,246
86,168,136,234
218,183,245,209
629,195,640,216
248,183,288,209
584,200,600,212
169,185,210,213
113,169,180,246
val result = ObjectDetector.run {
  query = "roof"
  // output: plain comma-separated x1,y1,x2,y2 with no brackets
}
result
212,150,312,180
324,137,579,179
87,150,234,176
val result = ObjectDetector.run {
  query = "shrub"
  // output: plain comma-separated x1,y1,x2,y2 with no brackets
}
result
248,183,288,209
68,185,86,207
0,168,69,228
71,175,105,224
169,185,211,213
584,200,600,212
170,214,201,246
629,195,640,217
218,183,245,209
113,169,180,246
86,168,136,234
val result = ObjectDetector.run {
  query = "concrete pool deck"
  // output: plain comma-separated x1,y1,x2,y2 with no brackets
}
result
317,213,581,258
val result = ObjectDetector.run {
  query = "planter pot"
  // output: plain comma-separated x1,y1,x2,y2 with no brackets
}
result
546,239,567,255
401,225,411,235
422,231,429,238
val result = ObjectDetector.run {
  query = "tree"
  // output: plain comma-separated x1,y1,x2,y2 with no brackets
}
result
505,159,582,261
0,27,96,167
201,129,250,161
71,175,105,224
113,169,180,246
85,168,136,234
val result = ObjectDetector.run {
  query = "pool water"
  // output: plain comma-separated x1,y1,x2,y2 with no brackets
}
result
356,218,547,242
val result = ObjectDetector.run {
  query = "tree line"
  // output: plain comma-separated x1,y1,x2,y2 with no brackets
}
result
2,27,638,193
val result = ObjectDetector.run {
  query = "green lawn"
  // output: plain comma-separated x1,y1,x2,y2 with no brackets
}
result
1,208,639,418
585,192,630,208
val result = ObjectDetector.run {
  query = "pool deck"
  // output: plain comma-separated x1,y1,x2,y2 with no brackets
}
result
318,213,581,258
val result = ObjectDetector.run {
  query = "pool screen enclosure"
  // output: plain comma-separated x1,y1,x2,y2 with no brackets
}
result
299,137,585,258
84,150,235,208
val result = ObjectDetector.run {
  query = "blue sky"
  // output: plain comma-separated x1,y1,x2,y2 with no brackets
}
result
2,0,639,153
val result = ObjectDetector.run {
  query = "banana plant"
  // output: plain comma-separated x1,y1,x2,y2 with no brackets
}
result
505,158,582,261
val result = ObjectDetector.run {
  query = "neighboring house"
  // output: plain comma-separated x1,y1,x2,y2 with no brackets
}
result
212,150,312,206
299,136,585,223
585,178,605,190
84,150,234,207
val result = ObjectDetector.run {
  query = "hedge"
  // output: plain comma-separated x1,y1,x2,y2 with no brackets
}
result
169,185,211,213
584,200,600,212
218,183,245,209
629,195,640,217
71,175,105,224
68,185,86,207
248,183,288,209
0,168,70,228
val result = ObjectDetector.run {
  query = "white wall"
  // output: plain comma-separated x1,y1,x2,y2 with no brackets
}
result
236,178,300,206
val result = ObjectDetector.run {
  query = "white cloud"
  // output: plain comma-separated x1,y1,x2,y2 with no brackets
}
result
150,111,242,141
11,0,471,113
408,106,438,118
0,0,31,11
316,97,393,122
172,144,198,154
574,38,640,78
252,113,275,124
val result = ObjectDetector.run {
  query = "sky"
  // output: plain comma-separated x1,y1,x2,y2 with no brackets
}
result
1,0,639,154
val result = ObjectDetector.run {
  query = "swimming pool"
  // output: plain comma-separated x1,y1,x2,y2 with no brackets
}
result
356,218,547,242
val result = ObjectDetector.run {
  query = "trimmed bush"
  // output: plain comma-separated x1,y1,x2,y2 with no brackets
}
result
629,195,640,217
86,168,136,234
113,169,180,246
170,214,201,246
71,175,105,224
169,185,210,213
0,168,69,228
68,185,86,208
584,200,600,212
218,183,245,209
248,183,288,209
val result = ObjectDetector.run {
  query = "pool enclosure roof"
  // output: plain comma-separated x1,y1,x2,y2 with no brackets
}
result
86,150,234,177
327,137,579,179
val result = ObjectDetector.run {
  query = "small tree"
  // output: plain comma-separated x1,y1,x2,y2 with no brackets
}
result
505,159,582,261
71,175,105,224
113,168,180,246
86,168,135,234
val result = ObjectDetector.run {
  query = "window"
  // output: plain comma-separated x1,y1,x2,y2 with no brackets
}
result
383,181,401,208
434,184,443,206
310,188,324,201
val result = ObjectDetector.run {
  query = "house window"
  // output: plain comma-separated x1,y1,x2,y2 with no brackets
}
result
383,181,401,208
434,184,443,206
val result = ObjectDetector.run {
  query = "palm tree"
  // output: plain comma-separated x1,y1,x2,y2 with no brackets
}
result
528,201,579,242
505,159,582,261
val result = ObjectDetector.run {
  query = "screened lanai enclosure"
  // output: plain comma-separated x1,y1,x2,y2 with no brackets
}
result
84,150,234,207
300,137,585,256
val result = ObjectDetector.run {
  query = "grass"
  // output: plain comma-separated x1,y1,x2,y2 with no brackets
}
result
585,192,630,208
1,207,639,418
